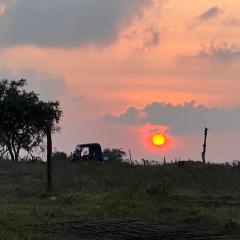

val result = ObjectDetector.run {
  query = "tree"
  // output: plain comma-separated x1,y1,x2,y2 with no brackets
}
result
52,151,68,161
0,79,62,192
0,79,62,161
30,100,62,192
103,148,126,162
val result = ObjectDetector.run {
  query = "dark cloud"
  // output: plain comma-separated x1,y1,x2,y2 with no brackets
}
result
0,68,66,100
133,27,161,53
197,6,221,21
191,43,240,62
188,6,222,29
144,28,161,49
104,101,240,135
0,0,151,48
104,106,146,125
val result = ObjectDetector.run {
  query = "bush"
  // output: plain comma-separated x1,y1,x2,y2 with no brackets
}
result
52,151,68,161
103,148,126,162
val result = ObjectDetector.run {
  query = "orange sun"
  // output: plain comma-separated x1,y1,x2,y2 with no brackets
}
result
152,134,166,146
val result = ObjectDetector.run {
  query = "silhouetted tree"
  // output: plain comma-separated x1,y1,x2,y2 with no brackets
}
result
0,79,62,192
103,148,126,162
0,79,62,162
52,151,68,161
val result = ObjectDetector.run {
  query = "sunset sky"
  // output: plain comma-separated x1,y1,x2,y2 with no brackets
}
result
0,0,240,162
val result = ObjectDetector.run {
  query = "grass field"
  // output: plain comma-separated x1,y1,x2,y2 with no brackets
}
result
0,159,240,239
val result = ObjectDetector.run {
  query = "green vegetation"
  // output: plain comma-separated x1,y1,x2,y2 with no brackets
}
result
0,79,62,161
0,159,240,239
102,148,126,162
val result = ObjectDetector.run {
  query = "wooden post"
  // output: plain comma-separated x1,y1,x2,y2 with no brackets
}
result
129,149,132,164
164,157,166,165
47,125,52,193
202,127,208,164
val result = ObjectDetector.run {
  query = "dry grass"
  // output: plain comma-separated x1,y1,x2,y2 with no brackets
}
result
0,159,240,238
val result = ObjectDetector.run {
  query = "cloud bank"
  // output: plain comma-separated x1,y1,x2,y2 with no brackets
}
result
0,0,151,47
104,101,240,135
196,44,240,62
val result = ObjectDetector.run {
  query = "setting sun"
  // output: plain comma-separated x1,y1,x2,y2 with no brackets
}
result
152,134,166,146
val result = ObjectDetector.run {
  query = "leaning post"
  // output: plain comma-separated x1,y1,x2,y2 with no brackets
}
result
201,127,209,164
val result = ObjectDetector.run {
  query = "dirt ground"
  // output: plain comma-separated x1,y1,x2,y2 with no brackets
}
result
42,220,237,240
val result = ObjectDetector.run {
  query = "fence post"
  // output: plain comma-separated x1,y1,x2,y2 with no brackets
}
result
129,149,132,164
202,127,208,164
47,125,52,193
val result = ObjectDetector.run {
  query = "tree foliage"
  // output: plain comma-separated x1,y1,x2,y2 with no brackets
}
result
103,148,126,162
52,151,68,161
0,79,62,161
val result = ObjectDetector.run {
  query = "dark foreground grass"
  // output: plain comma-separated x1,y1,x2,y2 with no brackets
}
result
0,159,240,239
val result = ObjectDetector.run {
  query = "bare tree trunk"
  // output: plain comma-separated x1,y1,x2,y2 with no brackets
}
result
202,127,208,164
6,141,15,161
47,126,52,193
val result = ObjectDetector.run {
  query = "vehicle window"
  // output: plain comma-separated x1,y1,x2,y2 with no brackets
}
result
81,147,89,157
